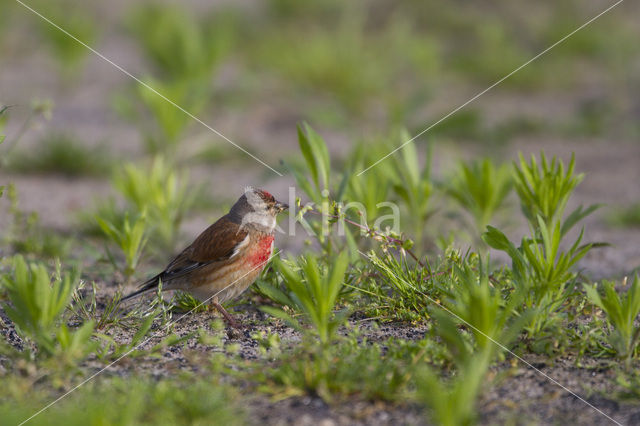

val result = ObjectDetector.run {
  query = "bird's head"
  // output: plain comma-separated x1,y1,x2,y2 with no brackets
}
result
230,187,288,232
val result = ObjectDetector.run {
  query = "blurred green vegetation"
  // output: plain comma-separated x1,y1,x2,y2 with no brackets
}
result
0,376,244,426
1,1,639,424
2,0,636,159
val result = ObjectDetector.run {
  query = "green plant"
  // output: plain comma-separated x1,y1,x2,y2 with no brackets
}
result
584,275,640,364
287,124,357,256
257,331,433,402
260,251,350,345
416,259,528,426
390,133,434,245
0,375,244,426
171,290,207,314
128,4,236,81
416,348,492,426
113,157,196,251
289,123,332,205
4,183,70,259
96,211,149,280
35,4,96,75
126,4,237,155
447,157,512,235
608,204,640,228
1,255,94,360
344,142,393,223
136,77,209,155
7,133,113,177
483,152,600,339
256,9,388,115
363,249,446,322
513,152,591,227
440,259,529,352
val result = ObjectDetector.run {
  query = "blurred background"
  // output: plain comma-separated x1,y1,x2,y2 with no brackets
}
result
1,0,639,276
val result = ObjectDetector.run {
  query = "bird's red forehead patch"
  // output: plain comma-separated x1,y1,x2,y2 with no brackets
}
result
261,189,272,198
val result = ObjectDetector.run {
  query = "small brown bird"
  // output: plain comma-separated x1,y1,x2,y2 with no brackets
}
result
122,187,288,328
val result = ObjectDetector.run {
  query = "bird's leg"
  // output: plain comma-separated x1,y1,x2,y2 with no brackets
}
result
209,296,241,329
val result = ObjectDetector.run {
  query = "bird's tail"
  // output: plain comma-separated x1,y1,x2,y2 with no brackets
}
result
120,274,161,302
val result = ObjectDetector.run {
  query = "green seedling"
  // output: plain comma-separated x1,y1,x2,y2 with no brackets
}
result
440,259,529,352
256,9,388,115
584,275,640,365
287,124,359,256
258,332,431,402
0,376,243,426
7,133,113,177
136,77,209,155
483,152,600,339
172,291,208,314
4,184,70,259
114,156,195,251
344,142,393,222
416,347,492,426
513,152,597,229
417,259,528,426
390,132,434,245
483,219,592,339
608,204,640,228
1,256,94,360
447,157,512,235
288,123,332,205
128,4,236,81
96,211,149,280
261,251,350,345
36,6,96,75
363,249,441,322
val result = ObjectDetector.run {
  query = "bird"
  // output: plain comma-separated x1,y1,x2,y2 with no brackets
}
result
121,187,288,328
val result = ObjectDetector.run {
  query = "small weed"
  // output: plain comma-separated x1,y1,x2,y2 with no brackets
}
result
608,204,640,228
172,291,208,314
7,133,113,177
0,375,244,426
416,349,492,426
447,157,512,236
261,251,350,345
96,211,148,280
344,142,392,222
257,330,434,402
1,255,94,361
136,78,209,155
4,184,70,259
389,133,434,245
113,156,196,251
513,152,590,227
584,275,640,365
251,328,282,358
483,152,600,340
417,258,528,426
128,4,236,81
363,249,446,322
34,4,96,75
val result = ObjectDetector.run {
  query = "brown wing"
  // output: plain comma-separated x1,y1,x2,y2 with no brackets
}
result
121,216,249,301
161,216,248,279
122,216,248,301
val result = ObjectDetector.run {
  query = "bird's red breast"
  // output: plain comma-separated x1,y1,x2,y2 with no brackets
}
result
248,234,274,268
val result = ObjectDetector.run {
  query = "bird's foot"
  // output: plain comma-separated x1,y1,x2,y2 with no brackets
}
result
210,301,243,330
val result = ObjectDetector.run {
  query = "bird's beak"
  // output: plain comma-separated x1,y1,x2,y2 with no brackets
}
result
275,201,289,213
